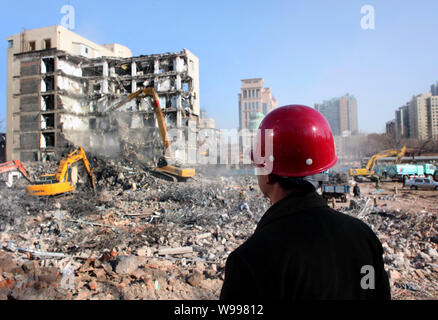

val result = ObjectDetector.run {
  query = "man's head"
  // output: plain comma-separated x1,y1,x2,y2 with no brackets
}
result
251,105,337,203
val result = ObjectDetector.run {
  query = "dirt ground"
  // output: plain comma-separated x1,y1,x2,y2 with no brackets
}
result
0,163,437,300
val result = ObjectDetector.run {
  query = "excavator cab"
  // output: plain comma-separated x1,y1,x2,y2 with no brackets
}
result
38,174,57,182
155,156,195,181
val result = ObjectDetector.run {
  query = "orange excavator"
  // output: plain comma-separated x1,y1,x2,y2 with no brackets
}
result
25,147,96,196
0,160,33,187
103,87,195,181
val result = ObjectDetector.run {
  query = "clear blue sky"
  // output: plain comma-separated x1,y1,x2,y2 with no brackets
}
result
1,0,438,133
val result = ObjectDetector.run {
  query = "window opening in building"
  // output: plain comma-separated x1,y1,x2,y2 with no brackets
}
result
42,95,55,111
44,39,51,49
41,132,55,148
41,114,55,130
29,41,36,51
42,76,55,92
42,57,55,73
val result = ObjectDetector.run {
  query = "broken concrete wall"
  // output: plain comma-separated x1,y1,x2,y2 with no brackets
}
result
58,96,88,114
58,59,82,77
14,48,200,163
60,114,89,131
57,76,84,94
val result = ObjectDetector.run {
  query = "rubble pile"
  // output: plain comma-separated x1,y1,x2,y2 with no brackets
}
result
343,195,438,299
327,171,349,184
0,161,269,300
0,162,436,300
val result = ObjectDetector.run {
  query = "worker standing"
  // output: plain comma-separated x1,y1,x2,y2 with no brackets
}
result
353,183,361,198
220,105,390,300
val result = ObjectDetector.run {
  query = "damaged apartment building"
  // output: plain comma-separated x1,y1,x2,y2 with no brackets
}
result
6,26,200,163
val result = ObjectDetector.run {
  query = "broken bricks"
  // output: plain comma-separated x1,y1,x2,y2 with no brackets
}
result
1,160,437,300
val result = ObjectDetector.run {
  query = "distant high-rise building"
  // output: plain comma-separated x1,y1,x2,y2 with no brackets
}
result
427,96,438,139
431,81,438,96
409,92,431,140
238,78,278,130
314,94,358,136
395,104,410,139
392,82,438,141
386,119,396,139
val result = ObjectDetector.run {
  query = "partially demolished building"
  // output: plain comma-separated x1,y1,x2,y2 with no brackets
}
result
6,26,200,163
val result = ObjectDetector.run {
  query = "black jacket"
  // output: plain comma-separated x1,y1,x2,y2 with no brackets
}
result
353,185,361,196
220,192,391,300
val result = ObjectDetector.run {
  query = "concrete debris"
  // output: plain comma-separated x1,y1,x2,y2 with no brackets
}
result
327,171,349,184
0,159,268,300
158,247,193,256
0,161,437,300
340,181,438,299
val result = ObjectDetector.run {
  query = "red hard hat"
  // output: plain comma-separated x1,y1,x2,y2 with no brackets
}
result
251,105,338,177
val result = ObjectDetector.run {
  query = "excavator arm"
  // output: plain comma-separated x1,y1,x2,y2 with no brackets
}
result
350,146,406,177
146,88,171,150
366,150,398,172
103,87,171,150
144,88,194,179
395,145,407,163
102,87,194,180
55,147,96,191
15,161,34,183
26,147,96,196
102,89,148,113
0,160,33,183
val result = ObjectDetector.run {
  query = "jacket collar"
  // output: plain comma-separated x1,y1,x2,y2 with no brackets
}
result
256,192,328,232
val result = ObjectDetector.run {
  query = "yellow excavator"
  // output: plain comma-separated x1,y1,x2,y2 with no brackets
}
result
26,147,96,196
349,145,407,178
103,87,195,181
